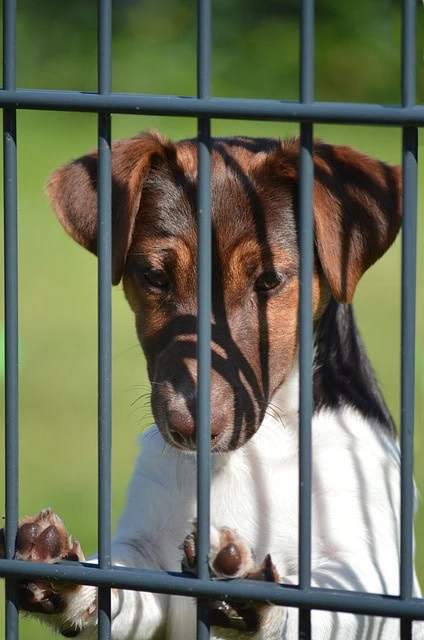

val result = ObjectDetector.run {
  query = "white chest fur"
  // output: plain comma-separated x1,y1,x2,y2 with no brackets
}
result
116,402,404,591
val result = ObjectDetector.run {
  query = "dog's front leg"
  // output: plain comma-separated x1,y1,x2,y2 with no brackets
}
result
82,542,169,640
0,510,168,639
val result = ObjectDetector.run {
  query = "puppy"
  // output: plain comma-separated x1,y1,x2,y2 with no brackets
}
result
2,133,423,639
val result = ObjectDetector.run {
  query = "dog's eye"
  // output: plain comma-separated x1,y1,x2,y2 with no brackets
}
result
254,271,283,292
142,268,169,289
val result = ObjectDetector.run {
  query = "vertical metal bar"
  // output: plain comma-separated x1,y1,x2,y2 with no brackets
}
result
300,0,314,106
401,0,415,111
196,0,212,638
400,125,418,640
298,1,314,638
3,0,19,637
97,0,112,638
400,1,417,638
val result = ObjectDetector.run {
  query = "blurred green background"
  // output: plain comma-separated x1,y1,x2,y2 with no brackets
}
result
0,0,423,637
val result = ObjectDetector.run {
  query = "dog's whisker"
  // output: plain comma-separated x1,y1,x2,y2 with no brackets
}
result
130,393,151,407
256,401,280,423
263,401,286,428
117,343,144,357
125,383,152,392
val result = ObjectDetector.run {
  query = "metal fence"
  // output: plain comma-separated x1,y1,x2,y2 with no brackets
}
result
0,0,421,639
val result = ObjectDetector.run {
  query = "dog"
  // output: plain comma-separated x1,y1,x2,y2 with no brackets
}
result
1,132,423,639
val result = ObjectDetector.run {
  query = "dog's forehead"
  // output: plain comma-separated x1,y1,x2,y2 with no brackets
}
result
138,137,297,253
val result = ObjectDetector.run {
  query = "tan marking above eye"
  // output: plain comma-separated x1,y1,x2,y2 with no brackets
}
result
227,241,297,275
132,238,195,272
223,241,297,302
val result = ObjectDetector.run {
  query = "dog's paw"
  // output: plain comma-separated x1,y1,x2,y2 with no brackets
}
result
0,509,96,637
182,526,280,633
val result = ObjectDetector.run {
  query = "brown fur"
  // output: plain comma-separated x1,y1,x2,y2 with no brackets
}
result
47,132,401,451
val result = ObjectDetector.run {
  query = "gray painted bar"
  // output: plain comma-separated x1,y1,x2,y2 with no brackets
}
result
2,90,424,125
2,559,424,620
97,0,113,638
196,0,212,637
298,1,315,638
3,0,19,637
400,0,418,638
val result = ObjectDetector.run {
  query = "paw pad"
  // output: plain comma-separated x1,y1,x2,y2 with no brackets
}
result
1,509,85,616
181,525,280,632
213,543,242,576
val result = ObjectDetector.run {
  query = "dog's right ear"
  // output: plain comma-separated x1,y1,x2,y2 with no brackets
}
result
47,131,176,285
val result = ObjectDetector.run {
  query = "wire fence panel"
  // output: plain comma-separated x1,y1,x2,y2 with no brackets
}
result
1,0,421,639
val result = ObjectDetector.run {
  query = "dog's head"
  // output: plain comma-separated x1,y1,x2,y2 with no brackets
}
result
48,132,401,452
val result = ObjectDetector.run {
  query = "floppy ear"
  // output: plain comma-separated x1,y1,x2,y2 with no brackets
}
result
47,130,175,285
273,139,402,303
311,142,402,303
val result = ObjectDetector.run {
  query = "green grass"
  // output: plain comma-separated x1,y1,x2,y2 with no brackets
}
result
0,114,423,639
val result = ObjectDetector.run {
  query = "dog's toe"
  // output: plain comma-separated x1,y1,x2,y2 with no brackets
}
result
1,509,85,615
211,527,255,578
180,524,280,632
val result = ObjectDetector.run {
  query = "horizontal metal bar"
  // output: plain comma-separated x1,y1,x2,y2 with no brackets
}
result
2,89,424,125
1,560,424,620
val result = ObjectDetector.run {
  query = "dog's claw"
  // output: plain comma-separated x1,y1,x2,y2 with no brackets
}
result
215,601,243,621
181,531,197,572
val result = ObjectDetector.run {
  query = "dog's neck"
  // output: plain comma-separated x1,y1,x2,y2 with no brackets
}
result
271,298,396,436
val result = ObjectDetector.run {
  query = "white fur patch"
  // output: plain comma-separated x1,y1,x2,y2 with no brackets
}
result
32,364,424,638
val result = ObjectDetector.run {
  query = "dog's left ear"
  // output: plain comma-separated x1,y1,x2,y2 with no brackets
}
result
271,140,402,303
311,142,402,303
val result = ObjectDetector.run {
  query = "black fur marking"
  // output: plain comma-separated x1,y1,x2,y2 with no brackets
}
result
313,298,396,435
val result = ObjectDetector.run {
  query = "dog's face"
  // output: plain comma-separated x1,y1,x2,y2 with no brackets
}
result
122,139,310,452
48,133,401,452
